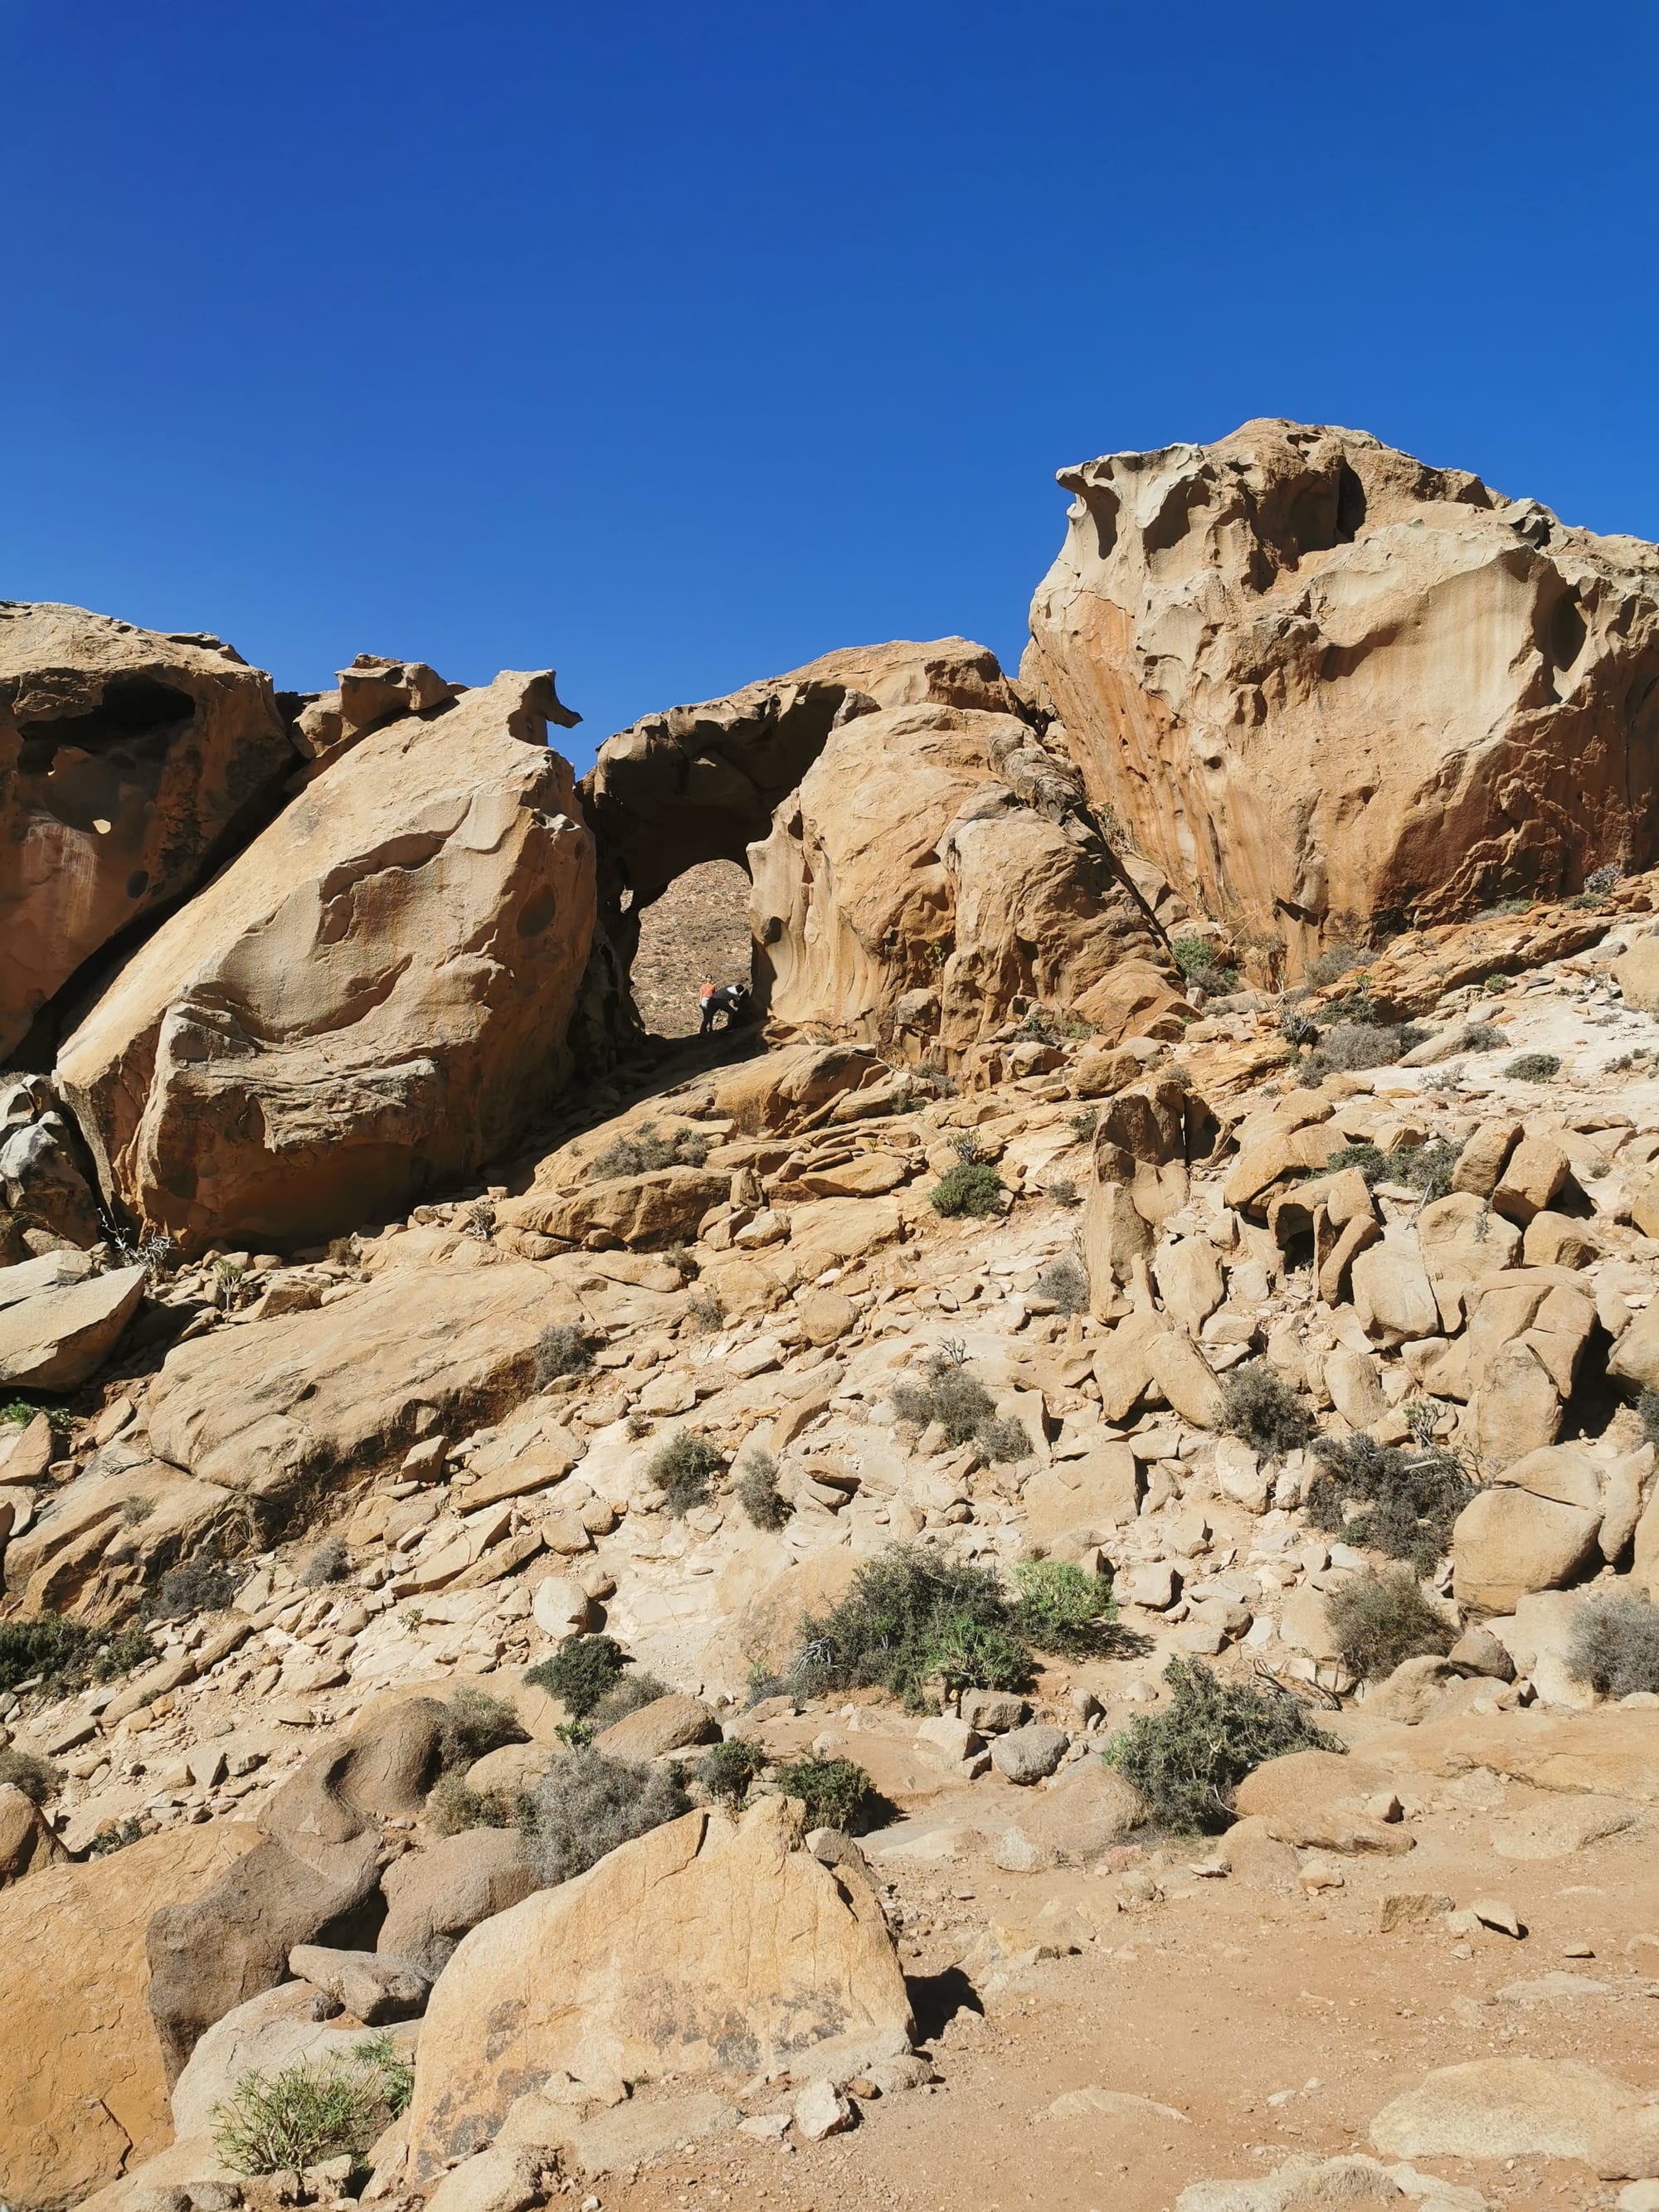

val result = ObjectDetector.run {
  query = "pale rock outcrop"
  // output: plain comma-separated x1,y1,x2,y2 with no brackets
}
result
0,603,296,1061
0,1249,145,1388
1024,420,1659,970
404,1796,912,2179
56,668,593,1249
287,651,465,778
1451,1486,1602,1612
0,1074,103,1245
377,1828,540,1976
169,1981,401,2140
1371,2056,1659,2178
2,1446,231,1614
0,1819,260,2210
0,1781,67,1884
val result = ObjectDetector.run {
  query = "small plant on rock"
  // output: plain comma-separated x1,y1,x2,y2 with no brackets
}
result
1301,1021,1426,1079
930,1160,1005,1218
1504,1052,1561,1082
525,1631,629,1718
437,1686,527,1771
1325,1568,1456,1680
89,1624,157,1682
299,1538,350,1588
1640,1389,1659,1451
1102,1656,1340,1834
591,1124,711,1179
773,1753,877,1833
154,1551,236,1619
1306,1434,1473,1570
1034,1253,1089,1314
698,1735,767,1811
212,2041,411,2176
649,1432,723,1515
684,1289,724,1334
1303,941,1367,989
1586,863,1623,897
589,1670,671,1730
535,1323,594,1386
735,1447,792,1530
426,1772,513,1835
976,1413,1033,1465
1217,1360,1316,1458
521,1745,691,1885
1068,1106,1098,1141
891,1353,997,1446
1010,1558,1117,1658
795,1544,1029,1707
0,1613,87,1694
0,1748,61,1802
1568,1591,1659,1699
1045,1174,1080,1207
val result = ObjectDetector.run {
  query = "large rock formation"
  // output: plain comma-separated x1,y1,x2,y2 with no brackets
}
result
56,669,594,1250
0,604,296,1062
1023,420,1659,971
586,638,1182,1056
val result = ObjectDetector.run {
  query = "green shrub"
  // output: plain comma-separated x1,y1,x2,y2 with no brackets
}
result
1278,1004,1321,1047
524,1632,629,1719
1034,1254,1089,1314
1217,1360,1316,1457
795,1544,1029,1706
437,1686,526,1771
649,1432,723,1515
930,1161,1005,1218
426,1772,513,1835
1045,1174,1080,1207
1325,1568,1456,1680
1068,1106,1098,1140
1567,1592,1659,1699
0,1748,61,1802
1011,1558,1117,1658
1103,1657,1341,1834
1586,863,1623,896
698,1735,766,1810
592,1124,709,1179
299,1538,350,1588
0,1613,86,1694
590,1670,671,1730
1457,1022,1504,1052
736,1448,792,1530
535,1323,594,1385
211,2040,411,2176
684,1288,724,1334
86,1816,145,1857
1306,1434,1472,1570
521,1746,690,1885
88,1624,157,1683
773,1753,876,1833
1327,1137,1463,1199
155,1553,235,1619
891,1354,997,1446
1504,1052,1561,1082
1170,936,1238,993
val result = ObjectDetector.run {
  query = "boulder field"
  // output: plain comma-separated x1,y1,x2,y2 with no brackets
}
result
7,423,1659,2212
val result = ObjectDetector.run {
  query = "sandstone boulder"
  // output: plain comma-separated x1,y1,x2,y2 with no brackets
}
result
501,1165,730,1250
2,1449,230,1614
403,1797,912,2179
1451,1486,1602,1612
0,1819,260,2210
56,668,592,1250
1614,926,1659,1013
0,1780,66,1884
0,604,296,1062
1370,2056,1659,2178
592,1692,721,1761
0,1256,145,1388
1024,419,1659,966
169,1981,402,2140
377,1827,541,1976
0,1074,102,1246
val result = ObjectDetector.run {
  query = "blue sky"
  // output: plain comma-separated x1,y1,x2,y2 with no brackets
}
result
2,2,1655,768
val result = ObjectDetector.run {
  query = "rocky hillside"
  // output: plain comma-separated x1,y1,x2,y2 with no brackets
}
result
4,425,1659,2212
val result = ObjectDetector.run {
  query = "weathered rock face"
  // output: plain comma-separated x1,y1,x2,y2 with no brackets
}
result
285,650,469,780
56,668,595,1250
404,1798,912,2179
0,1074,103,1246
0,603,297,1063
1024,419,1659,970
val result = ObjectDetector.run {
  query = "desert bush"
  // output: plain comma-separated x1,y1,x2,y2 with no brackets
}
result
522,1746,691,1885
0,1613,87,1694
698,1735,767,1810
1504,1052,1561,1082
426,1772,512,1835
1045,1174,1080,1207
795,1544,1029,1706
1010,1558,1117,1657
438,1686,526,1771
1217,1360,1316,1458
1034,1254,1089,1314
1586,863,1623,896
0,1748,61,1802
684,1289,724,1334
155,1552,236,1619
930,1161,1005,1218
591,1124,710,1179
120,1495,156,1527
649,1432,723,1515
890,1354,996,1446
1302,1022,1426,1079
524,1632,629,1718
1325,1568,1455,1680
1170,936,1238,994
736,1448,792,1530
299,1538,350,1588
86,1816,145,1856
1306,1434,1472,1569
1567,1591,1659,1699
1102,1657,1340,1834
1304,941,1367,989
1640,1389,1659,1451
535,1323,594,1385
1068,1106,1098,1140
590,1670,671,1730
1328,1137,1462,1200
1457,1021,1504,1052
88,1624,157,1682
212,2039,411,2176
977,1413,1033,1465
773,1753,876,1832
1278,1005,1321,1047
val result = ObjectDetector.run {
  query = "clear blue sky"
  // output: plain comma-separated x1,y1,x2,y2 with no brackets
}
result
3,2,1655,769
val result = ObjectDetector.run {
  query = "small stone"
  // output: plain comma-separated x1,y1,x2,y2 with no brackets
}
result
990,1724,1069,1785
1468,1896,1525,1937
793,2078,854,2142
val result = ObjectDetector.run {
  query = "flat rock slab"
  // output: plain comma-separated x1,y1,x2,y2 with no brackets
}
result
0,1263,145,1388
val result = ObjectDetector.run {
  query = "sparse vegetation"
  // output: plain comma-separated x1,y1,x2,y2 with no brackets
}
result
86,1816,145,1856
1044,1174,1080,1207
1010,1558,1117,1657
1103,1656,1341,1834
155,1552,236,1619
1586,863,1623,897
930,1160,1005,1217
649,1431,723,1515
1504,1052,1561,1082
1306,1434,1473,1570
795,1544,1031,1707
1301,1020,1427,1079
521,1746,691,1885
426,1772,513,1835
590,1670,671,1730
88,1624,157,1682
1457,1021,1505,1051
1640,1388,1659,1451
1567,1591,1659,1699
211,2039,411,2176
891,1352,997,1446
119,1495,156,1527
0,1613,88,1694
1277,1004,1321,1047
1170,936,1239,994
1068,1106,1098,1141
684,1288,724,1333
591,1124,711,1179
1325,1568,1456,1680
736,1447,793,1530
1304,941,1367,989
978,1412,1034,1463
1034,1254,1089,1313
524,1632,629,1719
535,1323,594,1385
299,1538,350,1588
773,1753,877,1832
697,1735,767,1810
1217,1360,1316,1458
0,1748,61,1802
437,1686,527,1771
1326,1136,1464,1200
